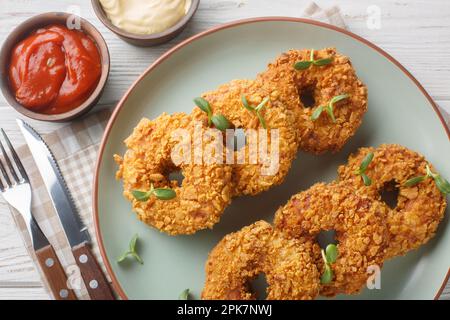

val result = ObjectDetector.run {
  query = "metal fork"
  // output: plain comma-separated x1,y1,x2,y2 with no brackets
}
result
0,129,77,300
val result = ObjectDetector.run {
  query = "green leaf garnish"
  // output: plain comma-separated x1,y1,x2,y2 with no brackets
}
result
361,173,372,186
435,175,450,194
241,95,269,129
354,152,374,186
130,252,143,264
325,244,338,264
310,105,324,121
130,233,138,251
313,57,333,66
131,190,151,202
359,152,374,172
329,94,349,106
153,188,176,200
327,94,349,123
255,97,269,112
426,164,435,178
294,49,333,71
320,265,333,284
403,165,450,194
320,244,338,284
132,184,176,201
117,233,143,265
241,95,252,111
325,104,336,123
194,97,211,114
404,175,426,187
194,97,212,126
195,97,231,129
256,112,267,129
294,60,312,70
211,114,231,131
179,288,190,300
310,94,349,122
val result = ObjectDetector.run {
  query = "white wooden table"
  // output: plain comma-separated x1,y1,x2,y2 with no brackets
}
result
0,0,449,300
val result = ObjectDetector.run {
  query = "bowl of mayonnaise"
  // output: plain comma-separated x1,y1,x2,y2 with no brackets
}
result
92,0,199,46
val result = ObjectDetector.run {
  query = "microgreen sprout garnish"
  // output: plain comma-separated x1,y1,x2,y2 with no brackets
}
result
311,94,349,123
320,244,338,284
179,288,190,300
117,233,143,265
354,152,374,186
404,165,450,194
194,97,212,125
194,97,231,131
132,184,176,201
241,95,269,129
211,114,231,131
294,49,333,70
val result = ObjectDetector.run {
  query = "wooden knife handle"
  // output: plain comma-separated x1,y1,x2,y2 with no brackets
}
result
72,242,115,300
35,244,77,300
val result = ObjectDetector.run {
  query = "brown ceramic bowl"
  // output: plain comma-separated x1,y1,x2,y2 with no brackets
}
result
0,12,110,122
91,0,199,47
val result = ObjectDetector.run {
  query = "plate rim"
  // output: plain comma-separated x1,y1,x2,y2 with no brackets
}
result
92,16,450,300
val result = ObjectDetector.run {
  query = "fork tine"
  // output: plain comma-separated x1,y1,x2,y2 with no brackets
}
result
0,130,20,183
0,158,8,190
1,129,29,182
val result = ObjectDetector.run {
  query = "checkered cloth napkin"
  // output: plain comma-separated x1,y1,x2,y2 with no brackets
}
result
6,2,449,300
8,110,111,300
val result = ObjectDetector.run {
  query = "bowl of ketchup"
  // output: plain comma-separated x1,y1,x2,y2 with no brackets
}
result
0,12,110,122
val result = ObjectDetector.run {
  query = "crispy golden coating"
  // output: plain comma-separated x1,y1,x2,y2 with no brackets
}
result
202,221,320,300
337,144,447,258
274,182,389,296
203,144,446,299
202,221,273,300
192,48,366,194
192,78,299,196
265,230,320,299
117,48,366,207
115,113,233,235
264,48,368,154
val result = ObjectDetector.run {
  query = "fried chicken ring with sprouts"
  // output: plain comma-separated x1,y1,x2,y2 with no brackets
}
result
192,78,299,196
204,144,447,298
273,182,389,296
337,144,447,258
202,221,320,300
115,113,233,235
264,48,367,154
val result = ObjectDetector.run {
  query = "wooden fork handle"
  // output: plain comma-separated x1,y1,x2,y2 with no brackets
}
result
35,244,77,300
72,242,115,300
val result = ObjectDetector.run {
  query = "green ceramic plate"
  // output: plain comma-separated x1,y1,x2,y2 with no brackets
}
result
94,18,450,300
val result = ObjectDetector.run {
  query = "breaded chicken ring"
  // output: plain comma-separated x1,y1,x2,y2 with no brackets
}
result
273,183,389,296
337,144,447,258
115,113,233,235
192,78,299,196
265,48,367,154
202,221,320,300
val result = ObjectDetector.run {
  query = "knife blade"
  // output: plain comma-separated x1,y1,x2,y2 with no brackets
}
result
17,119,115,300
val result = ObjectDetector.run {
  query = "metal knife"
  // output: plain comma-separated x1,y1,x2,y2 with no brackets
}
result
17,119,115,300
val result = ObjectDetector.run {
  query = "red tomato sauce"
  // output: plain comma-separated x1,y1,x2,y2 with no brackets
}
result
9,25,101,114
